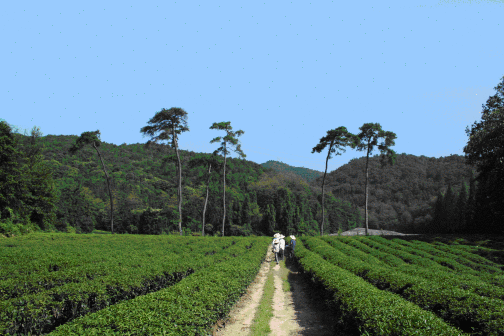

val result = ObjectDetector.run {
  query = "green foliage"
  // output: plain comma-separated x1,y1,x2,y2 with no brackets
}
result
463,75,504,233
295,237,466,335
0,122,58,234
44,236,270,335
0,234,269,335
209,121,246,237
9,115,480,237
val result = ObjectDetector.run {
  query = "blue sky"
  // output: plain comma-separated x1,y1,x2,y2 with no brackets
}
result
2,0,503,173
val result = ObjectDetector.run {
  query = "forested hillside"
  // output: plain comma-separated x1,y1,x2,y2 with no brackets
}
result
2,131,362,236
305,153,477,233
261,160,323,183
5,127,478,235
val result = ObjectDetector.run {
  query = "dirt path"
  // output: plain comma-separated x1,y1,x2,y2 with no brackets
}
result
214,249,350,336
269,260,301,335
213,249,274,336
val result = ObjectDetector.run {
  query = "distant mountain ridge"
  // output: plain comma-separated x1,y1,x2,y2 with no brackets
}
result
261,154,477,232
260,160,324,183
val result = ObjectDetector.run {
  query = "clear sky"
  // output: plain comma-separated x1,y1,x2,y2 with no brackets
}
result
2,0,503,173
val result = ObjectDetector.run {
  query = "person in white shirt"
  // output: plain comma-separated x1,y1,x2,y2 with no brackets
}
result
272,238,280,264
272,233,280,248
279,235,286,261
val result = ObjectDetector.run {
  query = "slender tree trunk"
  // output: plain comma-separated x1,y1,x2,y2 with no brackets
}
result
93,144,114,234
174,136,183,236
364,142,370,236
321,146,331,236
222,151,227,237
202,163,212,236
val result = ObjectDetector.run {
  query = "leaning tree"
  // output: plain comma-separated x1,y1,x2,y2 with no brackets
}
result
311,126,359,235
69,130,115,233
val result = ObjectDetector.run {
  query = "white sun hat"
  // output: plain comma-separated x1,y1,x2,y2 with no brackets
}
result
290,235,296,240
280,235,285,239
274,233,280,238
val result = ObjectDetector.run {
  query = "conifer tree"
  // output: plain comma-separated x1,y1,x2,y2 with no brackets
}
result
463,75,504,232
241,193,252,230
464,170,477,233
311,126,359,235
0,121,31,226
140,107,190,236
454,182,468,233
351,123,397,235
266,203,276,235
428,190,443,233
186,153,223,236
209,121,245,236
15,126,59,231
442,184,456,233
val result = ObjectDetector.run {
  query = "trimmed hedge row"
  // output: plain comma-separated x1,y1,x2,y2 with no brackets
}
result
0,240,236,300
305,237,504,336
0,235,237,299
365,236,504,287
377,236,503,275
322,236,405,266
294,238,467,335
326,236,504,302
49,237,270,335
0,237,256,335
356,236,472,274
422,241,501,268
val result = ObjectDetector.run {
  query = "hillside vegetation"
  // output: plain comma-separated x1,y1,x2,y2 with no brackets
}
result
3,133,362,236
1,131,480,236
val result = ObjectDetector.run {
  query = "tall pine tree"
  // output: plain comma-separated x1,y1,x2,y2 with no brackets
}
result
453,182,468,233
443,184,456,233
464,170,477,233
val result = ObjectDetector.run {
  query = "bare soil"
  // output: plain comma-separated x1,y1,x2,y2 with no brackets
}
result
213,248,354,335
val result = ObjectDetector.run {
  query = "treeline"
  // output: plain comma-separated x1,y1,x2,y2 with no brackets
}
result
1,75,503,237
0,120,362,237
316,153,476,233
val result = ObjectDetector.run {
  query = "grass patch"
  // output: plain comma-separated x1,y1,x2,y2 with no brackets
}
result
249,265,275,336
279,259,291,292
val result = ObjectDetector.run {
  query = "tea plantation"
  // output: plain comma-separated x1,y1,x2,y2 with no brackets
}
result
295,235,504,335
0,234,270,335
1,233,503,335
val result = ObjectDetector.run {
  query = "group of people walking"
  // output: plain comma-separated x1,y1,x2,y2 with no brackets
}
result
271,233,296,265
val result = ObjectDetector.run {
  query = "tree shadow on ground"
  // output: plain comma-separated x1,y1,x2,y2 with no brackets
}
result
284,255,360,336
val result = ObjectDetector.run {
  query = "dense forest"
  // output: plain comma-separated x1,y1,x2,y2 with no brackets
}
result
0,127,496,236
1,76,502,237
308,153,478,233
0,129,363,236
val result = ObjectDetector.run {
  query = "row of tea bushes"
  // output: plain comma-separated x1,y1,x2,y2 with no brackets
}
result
293,238,466,335
0,237,237,300
403,239,500,269
0,236,260,335
49,237,270,335
353,236,501,285
322,236,504,301
370,236,503,275
308,237,504,335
